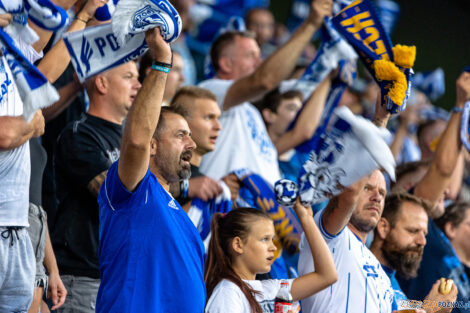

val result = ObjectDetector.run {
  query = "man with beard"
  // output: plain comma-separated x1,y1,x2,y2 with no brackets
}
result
299,170,397,313
95,29,205,312
370,192,457,312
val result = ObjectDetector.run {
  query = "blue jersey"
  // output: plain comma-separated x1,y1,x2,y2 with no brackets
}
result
382,265,407,311
96,162,206,313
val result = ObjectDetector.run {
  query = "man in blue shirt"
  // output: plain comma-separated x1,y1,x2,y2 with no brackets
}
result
370,192,457,312
95,28,205,312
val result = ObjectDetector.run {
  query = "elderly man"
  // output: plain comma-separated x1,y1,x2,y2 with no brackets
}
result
96,29,205,312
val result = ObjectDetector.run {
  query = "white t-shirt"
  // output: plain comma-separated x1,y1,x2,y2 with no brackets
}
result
0,37,42,226
198,78,281,186
205,278,298,313
298,209,394,313
0,56,30,226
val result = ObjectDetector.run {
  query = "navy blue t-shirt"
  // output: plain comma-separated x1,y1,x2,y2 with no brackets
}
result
96,162,206,312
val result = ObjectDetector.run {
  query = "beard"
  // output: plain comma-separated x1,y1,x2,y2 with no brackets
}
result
349,210,378,233
177,150,192,180
382,236,424,279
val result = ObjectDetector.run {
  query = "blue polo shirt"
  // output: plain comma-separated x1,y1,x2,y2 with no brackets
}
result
96,162,206,313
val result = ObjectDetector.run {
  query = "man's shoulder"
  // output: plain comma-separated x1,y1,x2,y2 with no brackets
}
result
199,78,235,108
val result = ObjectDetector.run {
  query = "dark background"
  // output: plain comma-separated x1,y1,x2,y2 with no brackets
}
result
270,0,470,109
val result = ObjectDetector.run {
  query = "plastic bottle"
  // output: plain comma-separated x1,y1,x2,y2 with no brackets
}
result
274,281,293,313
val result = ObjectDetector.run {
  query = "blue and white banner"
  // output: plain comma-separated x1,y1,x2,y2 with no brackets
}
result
275,106,395,207
187,182,232,253
64,24,148,82
0,29,59,121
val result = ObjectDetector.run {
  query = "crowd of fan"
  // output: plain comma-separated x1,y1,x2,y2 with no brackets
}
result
1,0,470,312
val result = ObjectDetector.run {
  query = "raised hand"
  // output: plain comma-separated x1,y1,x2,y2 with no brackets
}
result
308,0,333,28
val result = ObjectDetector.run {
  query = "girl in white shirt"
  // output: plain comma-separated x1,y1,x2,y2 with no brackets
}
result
204,201,337,313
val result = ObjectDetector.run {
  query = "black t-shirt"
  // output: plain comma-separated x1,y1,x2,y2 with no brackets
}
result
52,113,122,278
29,137,47,206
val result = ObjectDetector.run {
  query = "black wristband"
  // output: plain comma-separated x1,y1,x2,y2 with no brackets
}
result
152,60,172,69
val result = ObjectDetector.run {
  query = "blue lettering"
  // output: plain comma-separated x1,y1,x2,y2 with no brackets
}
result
363,265,379,278
106,34,120,51
94,37,107,57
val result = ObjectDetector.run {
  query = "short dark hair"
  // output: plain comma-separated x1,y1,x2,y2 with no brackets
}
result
171,86,218,119
153,107,182,140
245,8,271,28
435,202,470,235
210,31,255,73
394,160,431,183
256,88,303,114
381,192,430,228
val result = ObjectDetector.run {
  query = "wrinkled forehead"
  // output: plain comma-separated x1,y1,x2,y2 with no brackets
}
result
162,112,190,133
396,201,428,228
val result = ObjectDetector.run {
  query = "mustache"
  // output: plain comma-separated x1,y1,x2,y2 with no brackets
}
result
180,150,192,161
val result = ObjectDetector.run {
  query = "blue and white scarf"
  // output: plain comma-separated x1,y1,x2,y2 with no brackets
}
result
279,17,356,99
64,0,181,82
332,0,414,114
0,0,68,31
187,182,232,253
275,106,396,207
0,29,58,121
413,68,445,101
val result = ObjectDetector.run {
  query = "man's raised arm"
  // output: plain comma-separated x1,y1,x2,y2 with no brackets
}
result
118,29,172,191
222,0,332,110
414,72,470,209
321,176,367,236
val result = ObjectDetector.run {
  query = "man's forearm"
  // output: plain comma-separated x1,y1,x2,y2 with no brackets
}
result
223,3,328,110
118,69,168,191
254,20,319,91
43,224,59,275
0,116,35,150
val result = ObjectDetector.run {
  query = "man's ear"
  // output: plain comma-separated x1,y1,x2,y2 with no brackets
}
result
444,222,456,240
95,75,108,94
231,236,244,255
376,217,390,240
261,108,276,124
150,138,157,156
218,56,233,75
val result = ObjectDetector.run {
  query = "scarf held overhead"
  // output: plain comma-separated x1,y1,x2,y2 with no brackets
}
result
64,0,181,82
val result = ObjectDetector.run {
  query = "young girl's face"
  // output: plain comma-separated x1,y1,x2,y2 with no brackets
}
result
239,218,277,276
